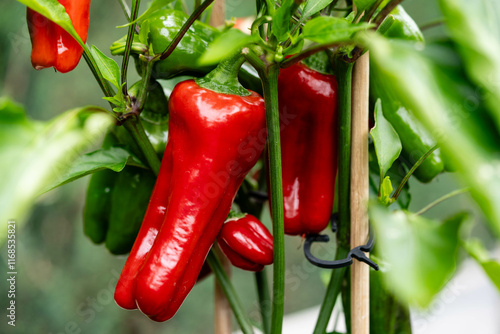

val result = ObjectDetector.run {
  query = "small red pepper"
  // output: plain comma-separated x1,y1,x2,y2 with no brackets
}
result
217,214,273,272
273,57,339,236
115,54,266,322
27,0,91,73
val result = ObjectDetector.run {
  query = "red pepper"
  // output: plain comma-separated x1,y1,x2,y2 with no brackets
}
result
27,0,91,73
115,55,266,321
217,214,273,272
274,58,339,236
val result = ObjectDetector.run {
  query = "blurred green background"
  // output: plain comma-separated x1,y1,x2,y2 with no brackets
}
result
0,0,491,333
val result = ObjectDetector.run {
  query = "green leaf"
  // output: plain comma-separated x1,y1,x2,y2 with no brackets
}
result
354,0,377,13
90,45,120,88
18,0,83,47
298,0,334,27
118,0,175,28
272,0,295,42
439,0,500,129
370,204,466,307
0,97,113,245
379,176,393,206
365,33,500,236
303,16,373,44
199,29,258,65
370,99,402,178
463,239,500,293
43,146,146,193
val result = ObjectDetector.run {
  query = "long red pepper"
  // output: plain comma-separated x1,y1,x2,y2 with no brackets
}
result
27,0,90,73
274,60,339,235
217,214,273,272
115,55,266,321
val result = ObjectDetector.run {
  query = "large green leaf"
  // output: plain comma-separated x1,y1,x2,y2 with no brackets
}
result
272,0,295,42
366,34,500,236
89,45,120,89
0,97,113,245
199,29,258,65
303,16,372,44
463,239,500,293
17,0,83,47
370,204,466,307
439,0,500,129
43,146,146,193
370,99,402,179
302,0,334,21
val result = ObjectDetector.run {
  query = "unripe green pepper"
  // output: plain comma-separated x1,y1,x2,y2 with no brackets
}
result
105,166,156,255
83,133,119,244
384,6,424,42
128,80,169,155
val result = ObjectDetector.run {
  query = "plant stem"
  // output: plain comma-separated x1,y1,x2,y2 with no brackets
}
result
159,0,214,61
280,43,343,69
117,0,131,20
392,144,439,201
313,59,353,334
259,64,285,334
419,18,445,31
372,0,404,27
82,49,115,100
312,249,349,334
136,58,155,112
207,249,255,334
122,116,161,176
121,0,141,93
416,188,469,215
255,270,271,334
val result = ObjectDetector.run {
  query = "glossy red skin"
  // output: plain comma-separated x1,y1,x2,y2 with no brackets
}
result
217,214,273,272
275,63,338,235
134,80,266,322
114,144,173,310
27,0,90,73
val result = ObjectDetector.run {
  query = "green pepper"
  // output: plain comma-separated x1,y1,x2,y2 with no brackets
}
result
110,9,262,93
371,78,444,183
83,133,119,244
128,80,169,155
384,5,424,42
111,9,218,79
105,166,156,255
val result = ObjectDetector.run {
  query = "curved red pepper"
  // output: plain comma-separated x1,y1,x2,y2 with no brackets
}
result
117,68,266,321
217,214,273,272
274,62,339,235
27,0,90,73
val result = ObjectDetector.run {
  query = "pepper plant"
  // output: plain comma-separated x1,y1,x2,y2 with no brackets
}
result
1,0,500,333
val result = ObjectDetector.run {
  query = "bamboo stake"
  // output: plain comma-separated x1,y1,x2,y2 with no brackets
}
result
210,3,231,333
350,52,370,334
214,245,233,334
210,0,226,27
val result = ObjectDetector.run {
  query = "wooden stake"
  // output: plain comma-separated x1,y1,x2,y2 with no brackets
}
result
210,0,226,27
214,245,233,334
350,52,370,334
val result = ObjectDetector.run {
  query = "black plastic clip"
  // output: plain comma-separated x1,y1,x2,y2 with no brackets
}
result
304,216,379,271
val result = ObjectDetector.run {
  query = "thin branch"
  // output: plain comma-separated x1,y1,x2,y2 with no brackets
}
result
121,0,141,92
416,188,470,215
159,0,214,61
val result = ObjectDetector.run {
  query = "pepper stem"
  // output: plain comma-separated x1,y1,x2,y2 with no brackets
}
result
196,53,250,96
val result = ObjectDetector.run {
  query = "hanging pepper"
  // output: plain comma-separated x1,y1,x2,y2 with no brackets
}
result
26,0,91,73
272,52,338,236
217,214,273,272
115,54,266,321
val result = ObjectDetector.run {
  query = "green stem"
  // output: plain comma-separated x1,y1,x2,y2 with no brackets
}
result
136,59,155,112
159,0,214,61
280,43,344,69
255,270,271,334
312,249,350,334
419,18,445,31
313,59,353,334
392,144,439,201
195,53,249,96
372,0,404,27
259,64,285,334
121,0,141,92
122,117,161,176
117,0,131,20
82,48,115,99
207,250,255,334
415,188,469,215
